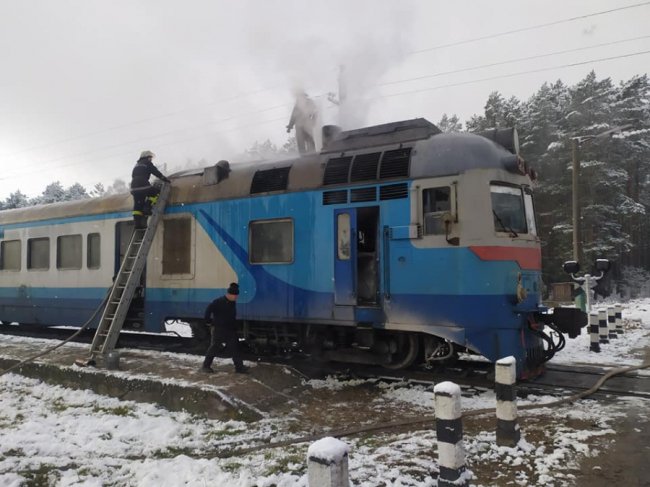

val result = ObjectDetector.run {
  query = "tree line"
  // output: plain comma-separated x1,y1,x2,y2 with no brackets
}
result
2,72,648,295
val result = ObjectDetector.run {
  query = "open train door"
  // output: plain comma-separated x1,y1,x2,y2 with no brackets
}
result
334,207,380,307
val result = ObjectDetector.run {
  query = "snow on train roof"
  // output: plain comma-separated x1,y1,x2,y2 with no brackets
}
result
0,119,524,226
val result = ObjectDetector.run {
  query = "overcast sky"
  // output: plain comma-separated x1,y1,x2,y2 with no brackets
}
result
1,0,649,200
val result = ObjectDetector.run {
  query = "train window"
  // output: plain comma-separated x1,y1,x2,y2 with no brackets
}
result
422,187,451,235
87,233,101,269
490,184,527,234
163,218,192,274
0,240,21,271
523,187,538,236
337,213,351,260
57,235,82,270
27,237,50,270
249,219,293,264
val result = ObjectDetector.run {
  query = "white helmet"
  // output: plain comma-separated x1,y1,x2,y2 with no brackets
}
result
140,150,155,159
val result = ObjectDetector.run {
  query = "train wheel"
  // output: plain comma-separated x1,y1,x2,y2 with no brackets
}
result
383,334,419,370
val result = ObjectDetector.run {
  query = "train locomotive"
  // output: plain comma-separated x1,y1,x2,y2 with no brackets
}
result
0,118,581,378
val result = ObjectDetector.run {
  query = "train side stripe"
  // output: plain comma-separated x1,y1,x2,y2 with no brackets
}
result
468,246,541,270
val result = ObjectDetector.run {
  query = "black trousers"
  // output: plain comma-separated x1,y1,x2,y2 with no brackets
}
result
203,326,243,370
130,185,160,215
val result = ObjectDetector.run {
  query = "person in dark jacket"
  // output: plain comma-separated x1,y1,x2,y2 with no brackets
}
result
201,283,248,374
130,150,171,229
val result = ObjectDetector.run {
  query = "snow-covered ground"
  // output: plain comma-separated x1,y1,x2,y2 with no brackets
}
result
1,299,649,486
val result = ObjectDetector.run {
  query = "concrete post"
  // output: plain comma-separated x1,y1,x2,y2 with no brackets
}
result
307,437,349,487
589,312,600,353
495,356,520,447
598,309,609,344
615,305,624,335
607,306,617,339
434,381,467,487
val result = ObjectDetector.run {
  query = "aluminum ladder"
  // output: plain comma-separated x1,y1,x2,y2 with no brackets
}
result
88,183,171,363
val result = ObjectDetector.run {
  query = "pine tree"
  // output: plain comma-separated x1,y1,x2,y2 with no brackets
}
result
38,181,66,204
4,190,30,209
64,183,89,201
437,114,463,132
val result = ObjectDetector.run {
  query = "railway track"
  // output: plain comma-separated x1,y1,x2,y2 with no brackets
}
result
2,324,649,400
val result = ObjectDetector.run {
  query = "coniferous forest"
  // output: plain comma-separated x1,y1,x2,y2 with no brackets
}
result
2,71,649,295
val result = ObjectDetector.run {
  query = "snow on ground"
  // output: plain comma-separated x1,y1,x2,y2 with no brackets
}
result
0,299,649,486
552,298,650,367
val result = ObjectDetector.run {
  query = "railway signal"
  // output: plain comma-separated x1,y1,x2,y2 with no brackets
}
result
562,259,611,313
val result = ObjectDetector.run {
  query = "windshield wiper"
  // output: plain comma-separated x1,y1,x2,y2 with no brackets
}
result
492,210,519,238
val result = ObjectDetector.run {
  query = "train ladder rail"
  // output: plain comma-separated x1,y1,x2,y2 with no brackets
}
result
86,182,171,365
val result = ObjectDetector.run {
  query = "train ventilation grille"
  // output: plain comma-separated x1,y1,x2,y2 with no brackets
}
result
323,190,348,205
350,152,380,182
250,167,291,194
379,183,408,200
350,187,377,203
323,156,352,185
379,148,411,179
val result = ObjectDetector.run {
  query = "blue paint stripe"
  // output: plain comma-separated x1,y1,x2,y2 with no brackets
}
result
2,211,132,229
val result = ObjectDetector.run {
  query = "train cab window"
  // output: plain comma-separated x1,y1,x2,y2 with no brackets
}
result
0,240,21,271
422,187,451,235
490,184,527,234
27,237,50,270
523,187,538,236
249,219,293,264
87,233,101,269
57,235,82,270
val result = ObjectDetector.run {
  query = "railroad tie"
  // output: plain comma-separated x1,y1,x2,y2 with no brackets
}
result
495,356,521,447
434,381,468,487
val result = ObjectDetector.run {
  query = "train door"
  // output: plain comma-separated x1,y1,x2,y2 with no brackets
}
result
334,207,380,306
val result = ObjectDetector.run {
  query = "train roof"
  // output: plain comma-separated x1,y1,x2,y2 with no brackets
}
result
0,118,529,225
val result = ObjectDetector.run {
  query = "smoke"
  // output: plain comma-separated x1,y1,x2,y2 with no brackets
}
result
243,1,415,131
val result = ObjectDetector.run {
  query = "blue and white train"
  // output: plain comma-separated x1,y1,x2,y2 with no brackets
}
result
0,119,578,377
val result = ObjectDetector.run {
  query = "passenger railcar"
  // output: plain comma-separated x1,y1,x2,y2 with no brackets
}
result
0,118,572,377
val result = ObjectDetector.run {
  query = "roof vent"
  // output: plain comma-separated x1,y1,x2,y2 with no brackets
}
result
250,167,291,194
323,156,352,185
350,152,380,182
379,148,411,179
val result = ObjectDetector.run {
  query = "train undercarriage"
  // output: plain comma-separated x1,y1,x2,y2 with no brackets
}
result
188,319,461,370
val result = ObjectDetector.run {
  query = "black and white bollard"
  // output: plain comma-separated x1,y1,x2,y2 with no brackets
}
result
607,306,617,340
589,312,600,353
434,381,467,487
598,309,609,344
307,437,349,487
615,305,624,335
495,356,520,447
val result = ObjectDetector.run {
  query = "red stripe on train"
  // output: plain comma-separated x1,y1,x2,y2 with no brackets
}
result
469,246,541,270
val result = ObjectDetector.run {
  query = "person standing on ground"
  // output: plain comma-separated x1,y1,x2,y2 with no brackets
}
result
130,150,171,229
201,283,248,374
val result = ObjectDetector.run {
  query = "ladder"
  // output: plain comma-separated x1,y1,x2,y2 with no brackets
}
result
88,183,171,362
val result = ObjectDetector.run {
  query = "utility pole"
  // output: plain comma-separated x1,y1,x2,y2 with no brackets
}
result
570,124,632,265
571,138,581,264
